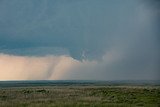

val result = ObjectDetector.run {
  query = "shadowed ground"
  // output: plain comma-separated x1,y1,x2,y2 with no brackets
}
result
0,84,160,107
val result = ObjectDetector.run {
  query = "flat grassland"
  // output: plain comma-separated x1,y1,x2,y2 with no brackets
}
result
0,81,160,107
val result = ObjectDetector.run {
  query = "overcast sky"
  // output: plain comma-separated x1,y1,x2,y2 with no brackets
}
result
0,0,159,80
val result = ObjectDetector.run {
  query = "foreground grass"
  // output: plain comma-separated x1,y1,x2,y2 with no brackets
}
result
0,86,160,107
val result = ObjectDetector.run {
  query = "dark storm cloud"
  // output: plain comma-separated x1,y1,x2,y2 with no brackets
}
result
0,0,139,58
0,0,159,80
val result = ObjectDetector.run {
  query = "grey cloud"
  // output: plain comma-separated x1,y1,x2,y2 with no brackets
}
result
0,0,159,80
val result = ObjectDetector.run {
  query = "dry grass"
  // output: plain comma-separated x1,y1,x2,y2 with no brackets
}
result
0,86,160,107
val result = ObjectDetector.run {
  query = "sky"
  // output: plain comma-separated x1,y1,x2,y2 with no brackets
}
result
0,0,159,80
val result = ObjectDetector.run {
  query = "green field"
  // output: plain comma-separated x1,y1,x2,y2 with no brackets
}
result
0,85,160,107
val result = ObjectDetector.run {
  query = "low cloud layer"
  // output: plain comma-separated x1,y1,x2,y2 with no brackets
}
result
0,53,159,80
0,54,80,80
